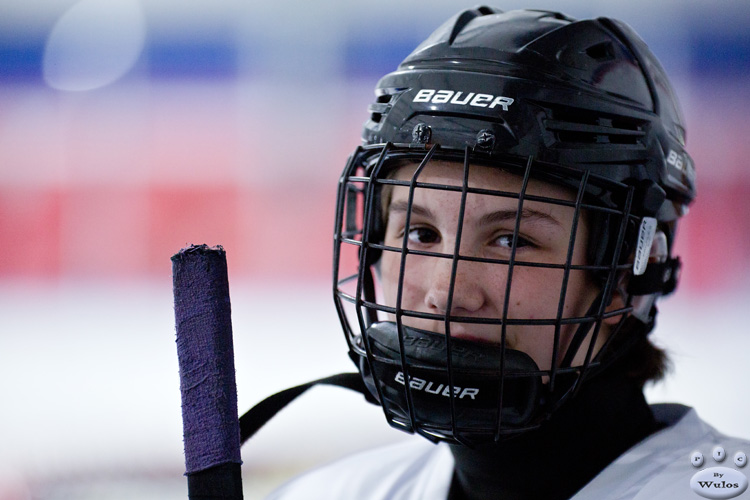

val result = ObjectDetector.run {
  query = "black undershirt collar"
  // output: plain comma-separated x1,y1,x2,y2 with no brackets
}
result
447,368,659,500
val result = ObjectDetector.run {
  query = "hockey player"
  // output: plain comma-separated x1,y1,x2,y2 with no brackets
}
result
266,7,750,500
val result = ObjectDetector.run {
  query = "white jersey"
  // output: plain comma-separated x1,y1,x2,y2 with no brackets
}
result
266,405,750,500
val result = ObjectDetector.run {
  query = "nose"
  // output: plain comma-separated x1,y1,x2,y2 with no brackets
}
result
424,256,487,317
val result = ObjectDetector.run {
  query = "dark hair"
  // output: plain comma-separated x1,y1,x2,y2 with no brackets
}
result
607,317,670,387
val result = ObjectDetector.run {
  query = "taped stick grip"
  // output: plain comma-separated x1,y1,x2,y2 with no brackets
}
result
172,244,243,499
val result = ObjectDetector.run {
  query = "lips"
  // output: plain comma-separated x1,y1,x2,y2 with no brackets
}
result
451,332,499,345
433,322,514,347
393,315,516,348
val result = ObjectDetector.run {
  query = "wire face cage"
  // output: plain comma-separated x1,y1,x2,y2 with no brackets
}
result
333,142,642,447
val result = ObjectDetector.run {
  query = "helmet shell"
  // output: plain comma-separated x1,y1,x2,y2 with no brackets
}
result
363,8,695,213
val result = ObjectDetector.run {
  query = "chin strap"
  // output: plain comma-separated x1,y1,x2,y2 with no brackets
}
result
239,372,372,445
559,290,607,369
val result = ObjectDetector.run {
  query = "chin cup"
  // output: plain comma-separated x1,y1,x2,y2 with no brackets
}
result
358,322,544,445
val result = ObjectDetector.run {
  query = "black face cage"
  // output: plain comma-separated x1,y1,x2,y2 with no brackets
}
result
333,142,650,447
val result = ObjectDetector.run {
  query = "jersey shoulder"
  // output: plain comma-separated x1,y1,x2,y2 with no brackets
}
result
574,405,750,500
265,438,454,500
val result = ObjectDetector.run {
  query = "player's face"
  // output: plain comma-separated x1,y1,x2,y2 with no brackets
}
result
379,160,610,372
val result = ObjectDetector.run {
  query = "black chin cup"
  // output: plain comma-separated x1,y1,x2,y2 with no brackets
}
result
358,322,544,446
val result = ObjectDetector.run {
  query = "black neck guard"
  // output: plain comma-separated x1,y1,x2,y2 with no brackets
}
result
447,363,658,500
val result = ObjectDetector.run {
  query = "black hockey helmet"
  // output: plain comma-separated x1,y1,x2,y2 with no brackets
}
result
333,7,695,446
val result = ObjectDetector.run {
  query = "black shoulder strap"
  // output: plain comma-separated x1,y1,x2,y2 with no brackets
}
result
239,372,372,445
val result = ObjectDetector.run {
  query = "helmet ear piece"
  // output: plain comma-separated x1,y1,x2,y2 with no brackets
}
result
585,210,638,288
586,210,613,277
586,178,672,297
627,229,681,323
364,183,386,268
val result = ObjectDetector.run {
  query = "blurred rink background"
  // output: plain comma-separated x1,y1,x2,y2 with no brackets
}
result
0,0,749,498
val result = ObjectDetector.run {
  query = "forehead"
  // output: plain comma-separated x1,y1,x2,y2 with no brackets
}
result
387,159,577,202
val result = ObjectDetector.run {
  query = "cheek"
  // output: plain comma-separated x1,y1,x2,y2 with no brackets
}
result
380,251,400,305
560,268,599,318
508,269,600,370
512,330,557,371
505,267,567,318
505,266,596,318
380,252,423,308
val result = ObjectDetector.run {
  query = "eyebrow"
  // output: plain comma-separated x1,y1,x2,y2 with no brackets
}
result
478,208,562,228
388,199,563,228
388,200,434,219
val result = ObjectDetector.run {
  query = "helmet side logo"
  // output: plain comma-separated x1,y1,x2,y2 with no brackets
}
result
413,89,514,111
666,149,695,188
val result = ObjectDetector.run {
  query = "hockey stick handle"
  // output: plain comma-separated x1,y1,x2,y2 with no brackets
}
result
172,244,243,499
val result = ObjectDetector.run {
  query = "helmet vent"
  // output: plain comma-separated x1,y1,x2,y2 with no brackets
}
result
544,106,646,146
448,7,498,45
585,41,615,61
369,94,393,124
368,90,404,125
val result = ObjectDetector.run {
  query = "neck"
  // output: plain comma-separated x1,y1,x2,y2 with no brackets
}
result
448,368,657,500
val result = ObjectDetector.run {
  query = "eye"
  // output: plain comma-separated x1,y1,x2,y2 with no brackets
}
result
407,227,440,245
492,234,533,249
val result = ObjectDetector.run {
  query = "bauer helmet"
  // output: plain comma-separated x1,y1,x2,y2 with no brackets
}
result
332,7,695,447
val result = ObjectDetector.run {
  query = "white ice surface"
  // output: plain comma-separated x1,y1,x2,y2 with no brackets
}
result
0,279,747,496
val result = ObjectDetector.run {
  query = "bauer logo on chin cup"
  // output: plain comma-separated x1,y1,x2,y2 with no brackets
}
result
358,322,543,442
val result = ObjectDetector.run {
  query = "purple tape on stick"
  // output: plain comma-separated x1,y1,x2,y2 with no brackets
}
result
172,244,242,475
